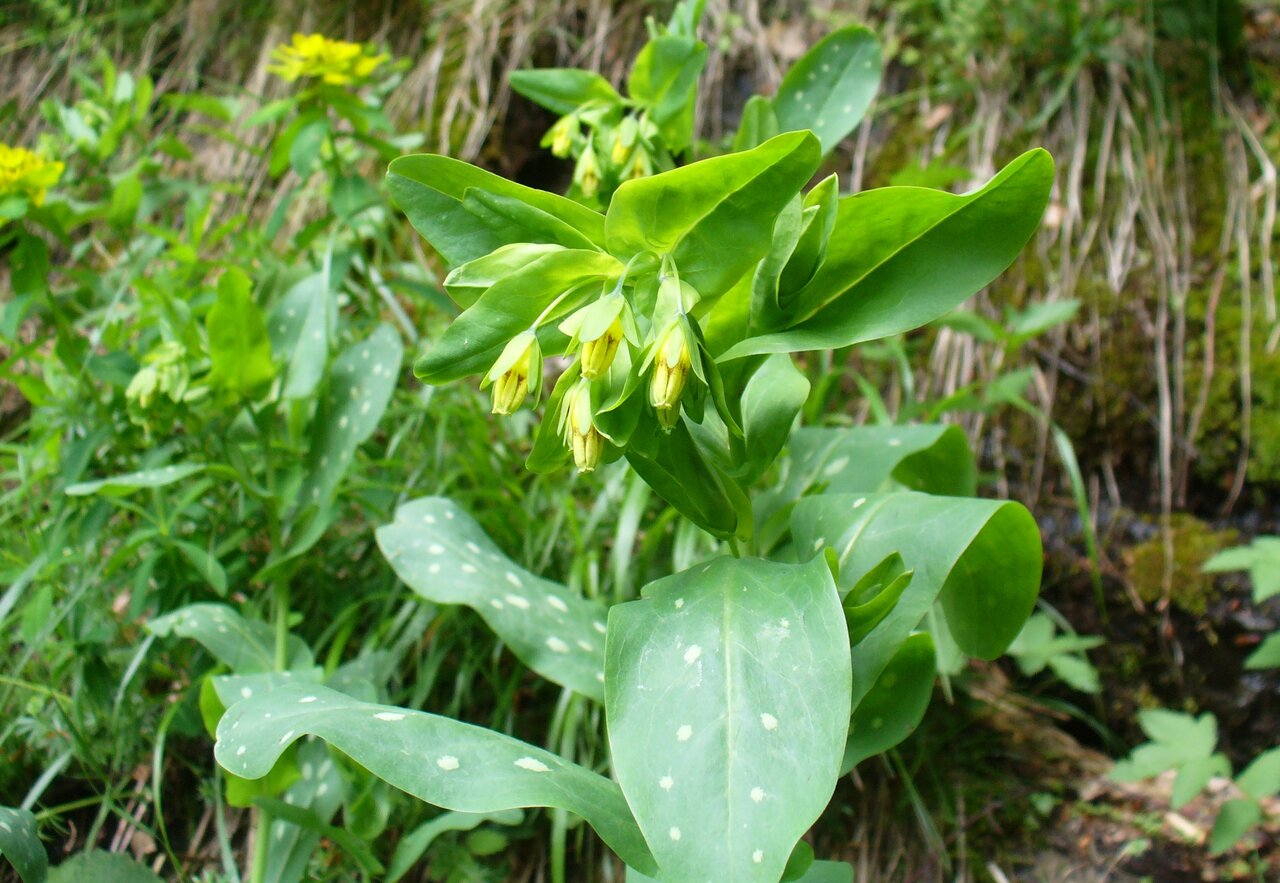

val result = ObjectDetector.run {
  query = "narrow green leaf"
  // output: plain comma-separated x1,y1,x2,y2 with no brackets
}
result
377,497,608,701
268,273,329,402
606,556,850,882
1245,633,1280,670
0,806,46,883
215,684,656,874
1209,798,1261,855
170,539,228,596
387,810,523,883
1237,747,1280,800
66,463,204,497
737,354,809,483
774,26,882,154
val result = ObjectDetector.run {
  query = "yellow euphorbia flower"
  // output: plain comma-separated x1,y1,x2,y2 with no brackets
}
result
269,33,388,86
0,143,64,206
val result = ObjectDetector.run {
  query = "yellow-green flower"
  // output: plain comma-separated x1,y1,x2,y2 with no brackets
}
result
650,319,692,430
576,145,601,198
560,379,604,473
559,293,630,381
0,143,64,206
484,331,541,415
545,116,577,158
579,316,624,380
268,33,388,86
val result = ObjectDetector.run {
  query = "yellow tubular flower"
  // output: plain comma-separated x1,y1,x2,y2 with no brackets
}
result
576,146,600,198
485,331,541,415
547,116,575,158
610,132,631,167
0,144,64,206
579,316,624,380
562,380,604,472
650,319,692,430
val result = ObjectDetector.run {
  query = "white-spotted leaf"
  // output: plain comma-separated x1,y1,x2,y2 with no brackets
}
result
148,603,314,674
214,684,656,874
774,26,882,155
269,273,330,401
65,463,204,497
377,497,608,701
0,806,46,883
606,556,851,883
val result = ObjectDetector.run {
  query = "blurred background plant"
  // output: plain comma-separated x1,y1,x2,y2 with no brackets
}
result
2,0,1278,879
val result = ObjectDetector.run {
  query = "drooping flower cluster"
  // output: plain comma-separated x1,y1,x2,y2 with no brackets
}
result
268,34,389,86
545,112,658,201
484,266,696,473
0,143,64,207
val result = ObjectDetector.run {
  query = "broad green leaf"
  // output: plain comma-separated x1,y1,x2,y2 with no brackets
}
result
737,354,809,483
0,806,46,883
1171,754,1230,809
627,35,708,150
444,243,567,308
268,273,329,401
148,603,314,674
387,810,523,882
731,95,779,153
1237,747,1280,799
65,463,204,496
605,132,821,298
629,859,852,883
215,684,656,874
791,492,1040,706
510,69,621,115
774,26,882,154
462,188,599,252
47,851,161,883
626,420,747,540
1111,711,1218,782
377,497,608,701
606,556,850,883
297,324,403,507
1209,798,1261,855
415,249,621,384
723,149,1054,359
387,154,605,265
206,269,276,399
1203,537,1280,602
1245,632,1280,669
756,425,976,551
843,632,935,773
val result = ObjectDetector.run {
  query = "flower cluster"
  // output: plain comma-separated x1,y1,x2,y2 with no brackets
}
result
545,112,657,201
268,34,388,86
485,269,695,473
0,143,64,207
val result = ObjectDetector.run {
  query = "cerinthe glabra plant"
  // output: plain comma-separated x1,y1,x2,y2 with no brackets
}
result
207,12,1054,882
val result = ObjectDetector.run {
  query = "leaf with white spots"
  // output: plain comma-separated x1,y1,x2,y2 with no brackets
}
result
377,497,608,702
606,556,851,883
269,273,330,401
627,858,852,882
65,463,204,497
0,806,46,883
791,492,1040,712
148,603,314,673
297,324,403,507
774,26,882,155
259,741,346,883
215,684,657,875
842,632,935,773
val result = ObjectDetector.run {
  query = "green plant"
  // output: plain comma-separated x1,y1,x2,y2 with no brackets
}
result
1111,536,1280,856
205,19,1054,882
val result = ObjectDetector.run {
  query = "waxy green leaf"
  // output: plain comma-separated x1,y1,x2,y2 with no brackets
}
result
149,603,314,673
724,149,1054,359
510,68,622,115
605,131,821,298
791,492,1040,707
774,26,882,155
0,806,46,883
842,632,935,772
66,463,204,496
377,497,608,701
606,556,850,883
268,273,330,402
215,684,656,874
387,155,605,265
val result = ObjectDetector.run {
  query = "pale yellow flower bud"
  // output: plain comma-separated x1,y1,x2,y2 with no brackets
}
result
579,316,624,380
486,331,540,415
649,320,692,429
577,146,600,198
548,117,575,158
562,379,604,472
610,132,631,167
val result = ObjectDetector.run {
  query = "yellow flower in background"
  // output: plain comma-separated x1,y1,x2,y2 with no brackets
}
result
0,143,64,206
269,33,388,86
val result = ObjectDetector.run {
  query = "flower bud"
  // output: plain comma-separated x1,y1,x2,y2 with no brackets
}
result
576,145,600,198
579,316,624,380
627,150,651,181
485,331,540,415
610,132,631,167
562,379,604,472
546,116,577,158
649,319,692,430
